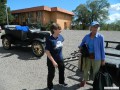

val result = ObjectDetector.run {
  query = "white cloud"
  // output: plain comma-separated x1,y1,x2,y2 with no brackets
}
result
109,13,120,20
107,3,120,23
110,3,120,11
107,13,120,23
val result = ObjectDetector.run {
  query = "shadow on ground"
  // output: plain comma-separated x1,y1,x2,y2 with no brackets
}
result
22,58,93,90
22,84,92,90
0,46,41,60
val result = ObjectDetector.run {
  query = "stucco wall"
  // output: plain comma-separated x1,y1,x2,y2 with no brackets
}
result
56,12,72,29
50,12,57,23
42,11,51,25
12,10,73,29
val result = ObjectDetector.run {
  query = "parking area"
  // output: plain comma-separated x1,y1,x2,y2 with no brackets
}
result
0,30,120,90
0,31,88,90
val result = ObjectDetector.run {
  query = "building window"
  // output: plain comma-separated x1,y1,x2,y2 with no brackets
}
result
28,12,35,23
14,14,18,18
37,11,42,17
36,11,42,23
28,12,33,18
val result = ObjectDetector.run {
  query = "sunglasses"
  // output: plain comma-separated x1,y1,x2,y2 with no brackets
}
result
93,25,99,28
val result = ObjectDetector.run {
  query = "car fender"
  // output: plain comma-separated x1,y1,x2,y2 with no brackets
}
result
1,34,5,39
1,34,11,40
32,38,45,43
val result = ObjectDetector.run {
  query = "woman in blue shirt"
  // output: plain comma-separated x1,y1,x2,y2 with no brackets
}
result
79,21,105,87
45,23,67,90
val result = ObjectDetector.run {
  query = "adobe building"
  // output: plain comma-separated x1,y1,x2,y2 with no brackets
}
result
11,6,74,30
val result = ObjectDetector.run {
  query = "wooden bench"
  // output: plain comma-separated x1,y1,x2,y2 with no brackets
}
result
104,40,120,48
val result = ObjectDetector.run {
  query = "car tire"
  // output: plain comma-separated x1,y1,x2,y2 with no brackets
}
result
2,37,11,50
31,41,44,57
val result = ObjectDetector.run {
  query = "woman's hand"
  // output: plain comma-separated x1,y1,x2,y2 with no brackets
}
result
52,61,58,68
79,47,81,53
45,50,58,68
101,60,105,66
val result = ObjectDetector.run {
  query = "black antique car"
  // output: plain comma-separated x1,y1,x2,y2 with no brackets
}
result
1,25,50,57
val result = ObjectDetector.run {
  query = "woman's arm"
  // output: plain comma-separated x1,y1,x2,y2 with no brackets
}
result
100,35,105,65
78,35,87,53
45,50,58,68
45,37,58,68
78,35,87,48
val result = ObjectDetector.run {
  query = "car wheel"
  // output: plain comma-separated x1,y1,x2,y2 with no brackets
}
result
2,37,11,50
31,41,44,57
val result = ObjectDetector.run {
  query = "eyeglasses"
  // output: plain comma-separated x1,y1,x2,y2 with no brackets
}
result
93,25,99,28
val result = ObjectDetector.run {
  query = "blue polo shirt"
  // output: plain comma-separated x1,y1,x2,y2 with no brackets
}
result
45,34,64,61
88,38,94,53
79,32,105,61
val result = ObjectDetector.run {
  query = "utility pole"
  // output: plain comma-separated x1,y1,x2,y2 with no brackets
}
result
5,4,9,25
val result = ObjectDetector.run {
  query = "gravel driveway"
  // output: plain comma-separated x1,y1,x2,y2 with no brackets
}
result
0,30,120,90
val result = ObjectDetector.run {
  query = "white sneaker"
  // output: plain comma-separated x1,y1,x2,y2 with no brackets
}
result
48,88,54,90
59,83,68,87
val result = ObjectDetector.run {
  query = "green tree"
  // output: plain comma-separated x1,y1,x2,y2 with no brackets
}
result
100,20,120,31
115,20,120,31
0,0,14,25
108,20,120,31
0,0,6,24
87,0,110,22
73,4,91,30
73,0,110,30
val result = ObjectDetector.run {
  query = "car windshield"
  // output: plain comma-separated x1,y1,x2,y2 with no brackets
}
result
28,24,41,30
28,24,41,32
29,29,41,33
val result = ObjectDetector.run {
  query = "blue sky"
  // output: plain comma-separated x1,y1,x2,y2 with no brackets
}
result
7,0,120,23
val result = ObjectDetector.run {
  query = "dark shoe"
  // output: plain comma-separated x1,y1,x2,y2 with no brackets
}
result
80,81,86,87
59,83,68,87
48,88,54,90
